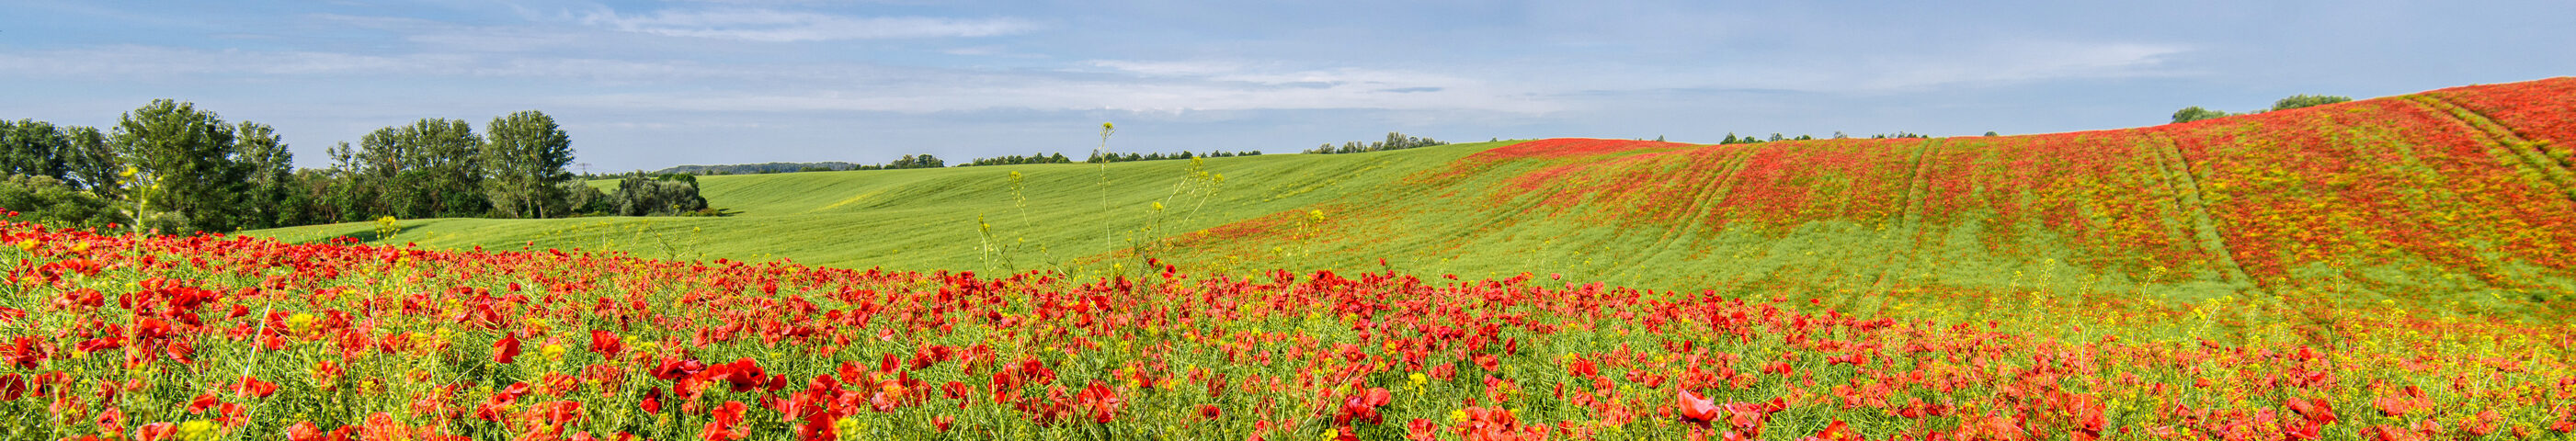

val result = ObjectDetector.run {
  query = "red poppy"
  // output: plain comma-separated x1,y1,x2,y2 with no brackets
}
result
492,333,522,364
1676,390,1721,424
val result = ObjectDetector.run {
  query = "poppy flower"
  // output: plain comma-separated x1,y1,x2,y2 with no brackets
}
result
493,333,522,364
1677,390,1721,424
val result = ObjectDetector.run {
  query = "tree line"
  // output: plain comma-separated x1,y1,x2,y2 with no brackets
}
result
0,99,710,234
1305,132,1446,154
1082,150,1260,164
963,153,1075,167
653,162,859,175
673,148,1271,175
2171,94,2354,124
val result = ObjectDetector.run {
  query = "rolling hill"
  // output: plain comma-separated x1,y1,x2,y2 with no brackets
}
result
249,77,2576,336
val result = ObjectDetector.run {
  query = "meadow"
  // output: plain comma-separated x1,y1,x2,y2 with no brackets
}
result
1,78,2570,440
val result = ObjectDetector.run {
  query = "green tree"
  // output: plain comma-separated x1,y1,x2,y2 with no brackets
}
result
560,180,611,215
0,119,71,181
113,99,254,233
63,126,118,195
2271,95,2353,111
0,175,128,231
2171,106,2234,124
360,119,484,219
612,175,707,216
324,141,377,221
234,121,296,229
291,168,352,224
481,110,575,219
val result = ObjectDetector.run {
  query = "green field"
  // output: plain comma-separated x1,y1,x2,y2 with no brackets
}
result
252,141,1501,273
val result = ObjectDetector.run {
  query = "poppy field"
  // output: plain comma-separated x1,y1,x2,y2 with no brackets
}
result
32,78,2576,440
10,211,2576,441
9,218,2576,441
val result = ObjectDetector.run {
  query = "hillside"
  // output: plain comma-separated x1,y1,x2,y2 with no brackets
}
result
250,77,2576,333
1180,80,2575,295
250,142,1498,271
650,161,861,175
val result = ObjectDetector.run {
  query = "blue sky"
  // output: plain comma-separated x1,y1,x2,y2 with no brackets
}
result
4,1,2570,172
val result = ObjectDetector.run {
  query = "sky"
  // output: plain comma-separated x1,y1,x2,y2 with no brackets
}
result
4,1,2570,172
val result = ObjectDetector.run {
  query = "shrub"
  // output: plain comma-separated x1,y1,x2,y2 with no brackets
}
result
0,175,128,231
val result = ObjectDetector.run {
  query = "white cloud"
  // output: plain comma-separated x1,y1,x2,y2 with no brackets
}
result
0,45,435,77
551,61,1561,116
576,8,1037,41
1850,41,2193,90
0,45,871,84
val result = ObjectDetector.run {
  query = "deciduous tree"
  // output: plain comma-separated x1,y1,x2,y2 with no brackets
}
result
112,99,252,232
481,110,574,219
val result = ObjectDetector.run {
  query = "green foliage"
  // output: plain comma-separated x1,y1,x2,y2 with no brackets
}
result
2171,106,2236,123
30,103,607,232
0,120,120,196
288,168,349,223
234,121,296,229
1082,150,1258,164
656,162,859,175
559,180,613,215
0,119,72,182
611,175,708,216
2172,94,2354,124
113,99,253,233
1305,131,1445,154
361,119,486,219
962,153,1077,167
482,110,576,219
0,175,127,230
853,154,945,170
61,126,117,196
2271,94,2353,111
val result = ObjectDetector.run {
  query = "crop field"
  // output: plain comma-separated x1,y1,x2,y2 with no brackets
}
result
9,77,2575,440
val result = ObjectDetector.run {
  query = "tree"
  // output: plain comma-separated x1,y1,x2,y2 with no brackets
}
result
292,168,353,224
360,119,484,219
0,119,70,181
1304,131,1448,154
63,126,117,195
323,141,375,222
0,175,127,231
113,99,253,233
481,110,575,219
2171,107,2233,124
613,175,706,216
234,121,296,229
2271,95,2352,111
560,181,610,215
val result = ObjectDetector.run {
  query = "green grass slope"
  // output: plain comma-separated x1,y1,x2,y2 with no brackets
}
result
249,77,2576,334
250,141,1502,271
1142,78,2576,334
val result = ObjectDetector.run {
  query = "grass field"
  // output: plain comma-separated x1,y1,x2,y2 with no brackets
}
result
253,141,1501,274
